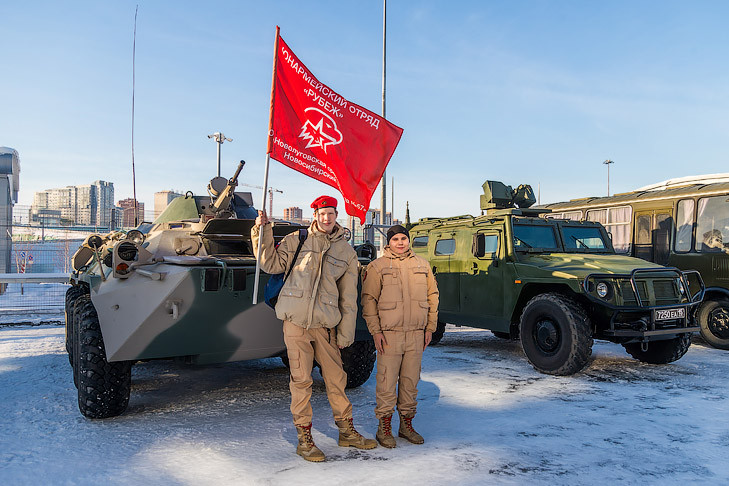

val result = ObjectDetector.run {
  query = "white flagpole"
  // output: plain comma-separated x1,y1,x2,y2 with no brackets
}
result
252,154,271,304
252,26,280,305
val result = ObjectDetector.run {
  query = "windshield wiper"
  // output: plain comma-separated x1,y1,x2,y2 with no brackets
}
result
570,235,590,249
514,236,533,249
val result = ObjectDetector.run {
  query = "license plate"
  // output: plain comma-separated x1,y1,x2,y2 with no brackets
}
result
654,307,686,321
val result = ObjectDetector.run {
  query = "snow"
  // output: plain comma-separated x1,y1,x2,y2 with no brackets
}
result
1,324,728,485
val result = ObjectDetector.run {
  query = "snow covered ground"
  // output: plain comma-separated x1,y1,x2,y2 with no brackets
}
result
1,324,728,485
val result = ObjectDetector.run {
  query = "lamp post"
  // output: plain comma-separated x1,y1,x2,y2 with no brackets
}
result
208,132,232,177
603,159,614,196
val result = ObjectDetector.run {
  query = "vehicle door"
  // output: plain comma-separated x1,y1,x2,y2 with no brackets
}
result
460,229,504,326
431,232,460,313
634,209,673,265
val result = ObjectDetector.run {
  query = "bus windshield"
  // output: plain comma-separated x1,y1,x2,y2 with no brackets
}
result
561,226,609,252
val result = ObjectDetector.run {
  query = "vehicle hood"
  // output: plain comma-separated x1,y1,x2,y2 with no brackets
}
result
515,253,667,280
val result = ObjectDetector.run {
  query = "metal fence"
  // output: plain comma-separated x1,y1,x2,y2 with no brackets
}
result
0,225,82,317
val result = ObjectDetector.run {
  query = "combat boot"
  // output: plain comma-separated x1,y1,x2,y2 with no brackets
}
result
295,424,325,462
335,417,377,449
398,413,424,444
376,415,397,448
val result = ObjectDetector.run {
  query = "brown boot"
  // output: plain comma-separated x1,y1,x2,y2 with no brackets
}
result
398,413,424,444
376,415,397,448
295,424,325,462
335,417,377,449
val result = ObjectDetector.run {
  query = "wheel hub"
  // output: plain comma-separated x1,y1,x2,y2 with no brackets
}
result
535,319,560,353
708,306,729,339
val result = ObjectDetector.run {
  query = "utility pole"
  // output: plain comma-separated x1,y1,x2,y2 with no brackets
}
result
603,159,614,196
379,0,387,253
208,132,232,177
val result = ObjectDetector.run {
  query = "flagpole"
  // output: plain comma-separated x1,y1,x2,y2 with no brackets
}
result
378,0,387,253
253,26,280,305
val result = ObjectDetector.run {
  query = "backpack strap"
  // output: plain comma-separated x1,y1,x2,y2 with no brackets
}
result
283,229,308,283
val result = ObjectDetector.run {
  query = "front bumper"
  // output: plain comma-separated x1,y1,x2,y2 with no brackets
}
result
583,268,705,342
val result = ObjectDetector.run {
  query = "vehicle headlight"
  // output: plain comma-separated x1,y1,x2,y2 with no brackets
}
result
596,282,610,299
676,278,685,295
126,229,145,244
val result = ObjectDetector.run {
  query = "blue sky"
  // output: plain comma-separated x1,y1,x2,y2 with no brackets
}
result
2,1,728,221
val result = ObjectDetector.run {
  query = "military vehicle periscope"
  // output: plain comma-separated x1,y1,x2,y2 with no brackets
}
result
65,159,376,418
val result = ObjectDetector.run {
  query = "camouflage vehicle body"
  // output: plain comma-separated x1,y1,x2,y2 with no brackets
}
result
65,163,375,418
541,176,729,350
409,181,705,375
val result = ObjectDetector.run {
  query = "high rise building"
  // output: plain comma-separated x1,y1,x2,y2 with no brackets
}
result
154,190,182,219
283,207,303,222
31,180,114,228
94,180,114,228
118,198,145,227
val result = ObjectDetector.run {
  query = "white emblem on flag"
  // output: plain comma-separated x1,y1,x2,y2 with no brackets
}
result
299,107,343,153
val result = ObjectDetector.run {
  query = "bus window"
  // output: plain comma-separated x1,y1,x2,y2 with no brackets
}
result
588,206,631,253
586,209,606,225
635,214,652,261
695,196,729,253
607,206,632,254
675,199,694,252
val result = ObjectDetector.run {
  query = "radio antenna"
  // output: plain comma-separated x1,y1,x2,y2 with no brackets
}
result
131,5,139,226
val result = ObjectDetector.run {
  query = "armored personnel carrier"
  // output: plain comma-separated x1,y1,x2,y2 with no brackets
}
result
65,161,375,418
409,181,705,375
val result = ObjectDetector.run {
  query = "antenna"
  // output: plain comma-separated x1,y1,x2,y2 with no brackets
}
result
131,5,139,226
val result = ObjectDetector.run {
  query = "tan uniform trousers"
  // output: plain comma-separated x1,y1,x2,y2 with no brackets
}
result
375,330,424,419
283,320,353,426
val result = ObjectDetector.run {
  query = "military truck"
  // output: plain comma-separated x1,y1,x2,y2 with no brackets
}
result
409,181,705,375
65,161,375,419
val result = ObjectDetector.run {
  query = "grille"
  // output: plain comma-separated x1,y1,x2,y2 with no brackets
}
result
619,279,680,306
653,279,679,305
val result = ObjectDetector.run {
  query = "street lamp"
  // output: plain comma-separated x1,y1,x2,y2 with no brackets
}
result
603,159,614,196
208,132,232,177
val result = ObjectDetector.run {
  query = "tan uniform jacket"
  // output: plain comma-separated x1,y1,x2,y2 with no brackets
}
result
251,221,358,348
361,247,439,335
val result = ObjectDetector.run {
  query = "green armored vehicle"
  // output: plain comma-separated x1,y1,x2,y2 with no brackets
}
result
409,181,705,375
65,161,375,418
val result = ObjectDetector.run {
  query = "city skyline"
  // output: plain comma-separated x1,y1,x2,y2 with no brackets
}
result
2,2,728,222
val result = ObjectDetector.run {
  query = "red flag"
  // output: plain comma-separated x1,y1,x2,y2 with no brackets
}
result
267,29,403,224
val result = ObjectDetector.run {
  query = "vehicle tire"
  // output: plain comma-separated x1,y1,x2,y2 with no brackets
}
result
65,285,87,365
429,321,447,346
340,339,376,389
75,295,132,419
492,331,513,340
696,298,729,350
519,293,593,375
623,334,692,364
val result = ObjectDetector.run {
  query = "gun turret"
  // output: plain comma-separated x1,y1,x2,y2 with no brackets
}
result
480,180,537,212
209,160,245,215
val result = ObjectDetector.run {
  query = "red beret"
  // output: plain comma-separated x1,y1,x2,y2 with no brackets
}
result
311,195,338,210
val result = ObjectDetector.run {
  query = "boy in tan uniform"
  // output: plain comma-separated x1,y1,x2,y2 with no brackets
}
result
361,224,439,448
252,196,376,462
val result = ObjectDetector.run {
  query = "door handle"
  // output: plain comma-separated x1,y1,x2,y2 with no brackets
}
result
471,262,478,274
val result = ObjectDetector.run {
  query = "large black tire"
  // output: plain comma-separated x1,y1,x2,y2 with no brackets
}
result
519,293,593,375
65,285,87,365
696,298,729,350
623,334,692,364
429,321,447,346
341,339,376,388
74,295,132,419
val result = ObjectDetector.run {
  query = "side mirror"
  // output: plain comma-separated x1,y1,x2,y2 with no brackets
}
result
472,234,485,258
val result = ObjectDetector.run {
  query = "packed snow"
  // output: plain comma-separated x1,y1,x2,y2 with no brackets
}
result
1,324,728,485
